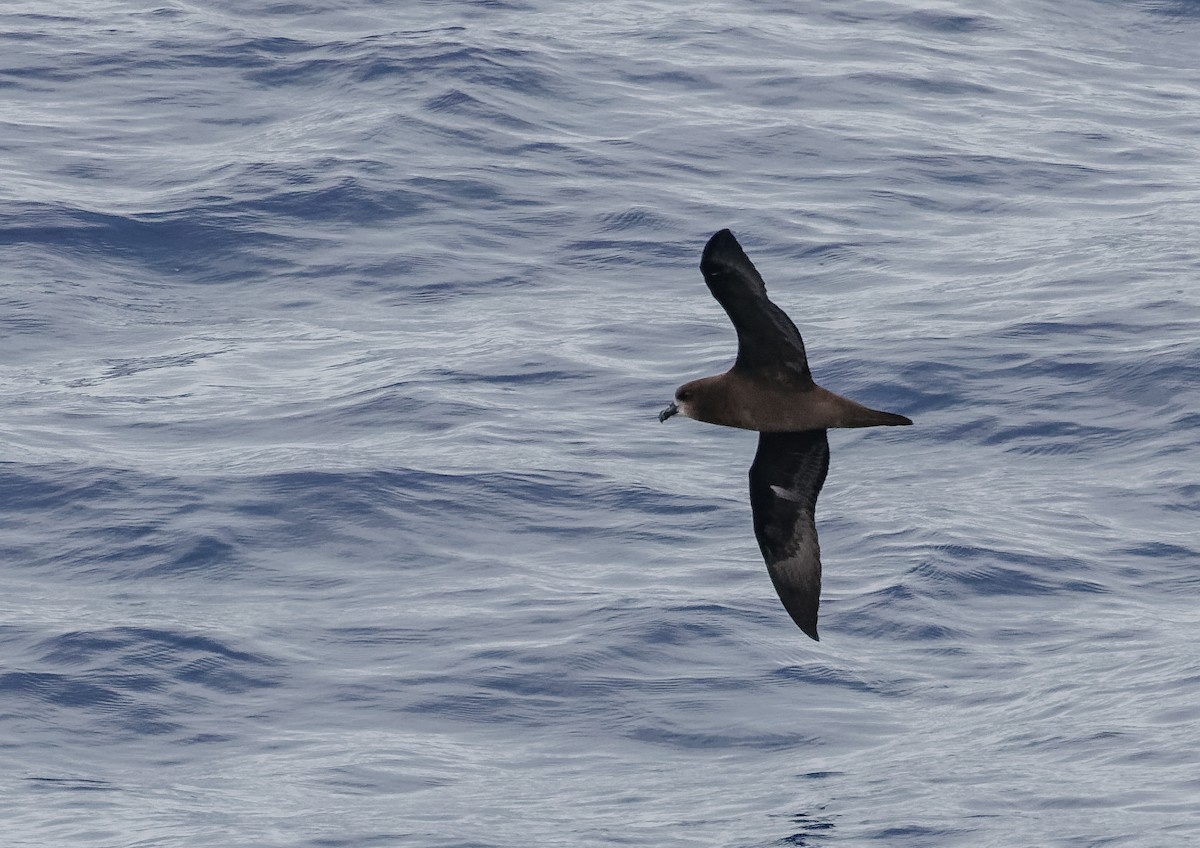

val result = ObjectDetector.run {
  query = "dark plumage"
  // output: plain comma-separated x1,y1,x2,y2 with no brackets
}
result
749,430,829,639
660,229,911,640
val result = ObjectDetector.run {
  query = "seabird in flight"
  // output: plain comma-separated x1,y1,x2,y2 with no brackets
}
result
659,229,912,640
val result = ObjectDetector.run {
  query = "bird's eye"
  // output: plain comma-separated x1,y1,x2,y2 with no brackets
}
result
677,389,691,402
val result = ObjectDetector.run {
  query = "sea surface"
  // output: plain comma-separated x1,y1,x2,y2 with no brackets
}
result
3,1,1200,845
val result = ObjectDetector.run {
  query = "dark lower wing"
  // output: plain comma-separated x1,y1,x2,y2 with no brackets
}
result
748,430,830,640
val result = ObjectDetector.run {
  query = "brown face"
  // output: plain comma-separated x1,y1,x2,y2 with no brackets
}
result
670,374,765,431
673,377,715,423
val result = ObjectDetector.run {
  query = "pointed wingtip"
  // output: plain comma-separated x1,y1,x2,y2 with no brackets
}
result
782,602,820,641
701,228,741,265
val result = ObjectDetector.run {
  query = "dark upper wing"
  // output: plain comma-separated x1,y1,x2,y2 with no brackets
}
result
700,229,813,386
748,430,830,640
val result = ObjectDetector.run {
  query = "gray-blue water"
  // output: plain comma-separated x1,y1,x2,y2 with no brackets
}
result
3,1,1199,845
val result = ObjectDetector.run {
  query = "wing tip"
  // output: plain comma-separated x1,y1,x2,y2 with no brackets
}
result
779,596,821,641
701,228,742,267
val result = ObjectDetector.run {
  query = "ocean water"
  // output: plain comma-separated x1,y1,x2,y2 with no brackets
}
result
2,0,1199,845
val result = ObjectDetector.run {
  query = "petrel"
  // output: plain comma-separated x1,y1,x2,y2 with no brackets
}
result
659,229,911,640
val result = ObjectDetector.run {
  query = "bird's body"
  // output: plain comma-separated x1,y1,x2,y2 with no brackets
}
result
659,229,911,640
672,373,908,432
